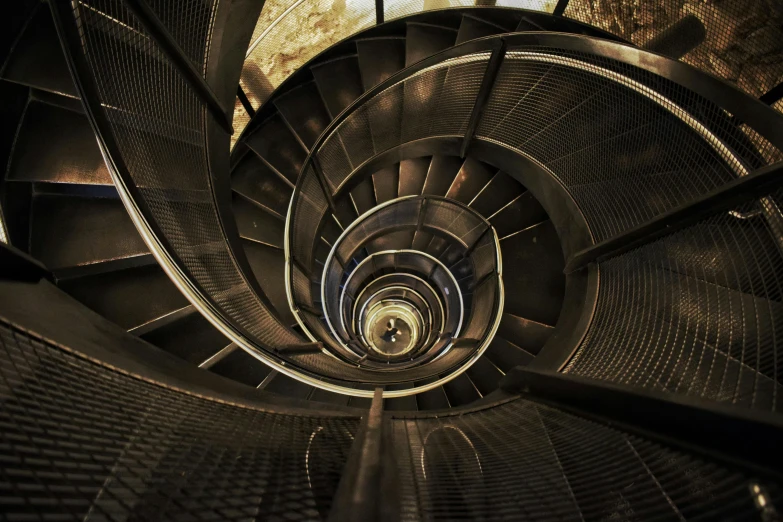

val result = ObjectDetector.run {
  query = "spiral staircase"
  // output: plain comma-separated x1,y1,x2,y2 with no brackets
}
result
1,0,783,520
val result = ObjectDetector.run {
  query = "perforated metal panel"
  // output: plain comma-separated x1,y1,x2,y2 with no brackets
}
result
475,46,775,241
72,0,303,355
392,397,782,521
148,0,218,71
0,322,358,521
567,192,783,412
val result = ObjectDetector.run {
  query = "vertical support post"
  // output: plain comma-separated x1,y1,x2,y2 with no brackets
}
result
460,39,506,158
328,388,398,522
237,86,256,118
416,198,428,231
375,0,384,25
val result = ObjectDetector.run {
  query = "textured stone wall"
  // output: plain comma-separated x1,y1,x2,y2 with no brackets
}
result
565,0,783,100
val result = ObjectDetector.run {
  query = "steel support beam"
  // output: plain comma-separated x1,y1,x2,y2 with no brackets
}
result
501,368,783,481
237,86,256,117
642,14,706,60
328,388,398,522
565,162,783,273
460,39,506,158
123,0,234,134
552,0,570,16
760,81,783,107
375,0,384,25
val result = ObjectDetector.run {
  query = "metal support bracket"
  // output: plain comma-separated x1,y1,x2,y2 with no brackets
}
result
565,162,783,273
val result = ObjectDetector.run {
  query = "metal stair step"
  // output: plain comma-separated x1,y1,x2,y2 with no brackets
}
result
2,5,77,97
233,192,285,249
468,170,525,218
398,157,430,197
242,238,297,327
455,13,509,45
372,165,399,205
421,155,462,196
405,23,457,67
231,149,293,217
311,55,365,119
274,81,332,148
244,113,306,185
140,310,230,365
356,37,406,91
489,191,548,238
208,346,275,388
57,263,189,331
445,157,496,205
484,336,534,372
441,372,482,406
500,219,565,325
465,356,505,396
7,99,111,185
30,194,148,271
497,312,555,357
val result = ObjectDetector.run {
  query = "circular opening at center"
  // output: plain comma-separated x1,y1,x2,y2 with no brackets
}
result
365,302,421,357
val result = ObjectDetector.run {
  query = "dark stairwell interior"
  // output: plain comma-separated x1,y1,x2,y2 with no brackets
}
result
1,0,783,520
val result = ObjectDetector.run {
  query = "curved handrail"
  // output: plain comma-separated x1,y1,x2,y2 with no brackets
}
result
337,249,463,363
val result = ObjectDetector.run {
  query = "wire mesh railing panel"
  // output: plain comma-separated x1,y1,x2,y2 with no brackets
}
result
476,47,751,241
333,198,423,264
563,0,783,115
391,397,782,521
0,322,359,522
291,166,330,272
470,231,496,281
566,192,783,412
147,0,218,71
401,56,489,144
424,198,486,248
461,274,498,340
73,0,302,352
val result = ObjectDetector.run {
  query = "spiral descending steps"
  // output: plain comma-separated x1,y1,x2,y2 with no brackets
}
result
1,4,587,411
3,1,782,414
2,1,783,520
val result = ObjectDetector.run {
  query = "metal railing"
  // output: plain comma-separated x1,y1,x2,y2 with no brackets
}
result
58,0,783,402
283,30,783,403
286,194,503,380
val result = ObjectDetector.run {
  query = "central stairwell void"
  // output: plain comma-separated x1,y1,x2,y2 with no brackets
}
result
1,0,783,519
